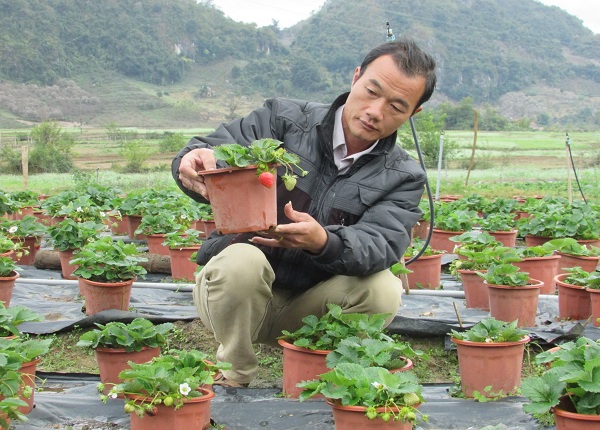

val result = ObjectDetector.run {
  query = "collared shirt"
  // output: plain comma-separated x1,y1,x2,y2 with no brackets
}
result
332,106,378,174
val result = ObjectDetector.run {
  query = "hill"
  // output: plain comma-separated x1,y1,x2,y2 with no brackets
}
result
0,0,598,129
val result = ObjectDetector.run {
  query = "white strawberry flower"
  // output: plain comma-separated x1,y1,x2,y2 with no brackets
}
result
179,382,191,396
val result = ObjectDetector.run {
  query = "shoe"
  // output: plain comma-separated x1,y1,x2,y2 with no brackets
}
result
212,371,250,388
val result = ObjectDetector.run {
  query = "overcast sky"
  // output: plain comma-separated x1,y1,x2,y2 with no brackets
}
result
208,0,600,33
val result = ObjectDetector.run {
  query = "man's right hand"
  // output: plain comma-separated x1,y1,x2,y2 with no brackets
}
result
178,148,217,200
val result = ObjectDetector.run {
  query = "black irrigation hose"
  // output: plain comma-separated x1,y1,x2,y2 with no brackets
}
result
405,117,435,266
566,133,587,204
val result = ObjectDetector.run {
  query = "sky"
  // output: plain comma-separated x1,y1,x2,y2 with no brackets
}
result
208,0,600,33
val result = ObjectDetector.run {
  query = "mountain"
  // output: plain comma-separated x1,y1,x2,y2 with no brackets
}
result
0,0,598,129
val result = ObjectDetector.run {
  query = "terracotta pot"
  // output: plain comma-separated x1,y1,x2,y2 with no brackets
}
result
278,339,330,399
145,233,169,256
58,249,78,280
486,230,518,247
169,246,200,281
554,396,600,430
32,209,52,226
200,165,277,234
451,336,530,398
11,236,41,265
201,220,216,239
487,279,542,327
514,255,560,295
589,288,600,327
558,252,600,274
439,195,462,202
127,388,214,430
403,253,442,289
79,278,134,316
429,229,464,254
556,274,591,321
18,357,41,414
326,399,415,430
13,206,35,221
411,220,429,240
106,215,129,236
524,235,552,247
576,238,600,250
95,346,161,394
126,214,144,240
458,270,489,310
0,271,18,306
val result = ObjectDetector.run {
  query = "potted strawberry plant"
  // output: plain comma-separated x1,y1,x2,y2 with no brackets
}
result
430,201,477,253
200,138,308,234
478,263,543,327
298,363,427,430
48,219,105,279
478,212,518,247
106,349,231,430
449,318,530,399
0,215,47,265
135,210,188,256
0,336,53,414
522,337,600,429
70,236,148,315
542,238,600,274
162,229,203,281
555,267,594,321
0,257,20,307
400,238,444,289
513,245,561,295
278,303,393,398
77,318,174,394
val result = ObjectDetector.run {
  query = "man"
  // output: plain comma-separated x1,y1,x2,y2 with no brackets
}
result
172,38,436,387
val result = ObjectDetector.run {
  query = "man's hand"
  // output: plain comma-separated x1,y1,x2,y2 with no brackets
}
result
250,202,328,254
178,148,217,200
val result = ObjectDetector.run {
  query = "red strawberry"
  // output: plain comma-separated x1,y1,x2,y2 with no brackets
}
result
258,172,275,188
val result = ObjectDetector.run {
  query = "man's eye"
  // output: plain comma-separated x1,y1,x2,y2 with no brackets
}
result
366,88,377,96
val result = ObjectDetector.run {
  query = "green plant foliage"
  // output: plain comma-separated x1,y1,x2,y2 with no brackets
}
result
158,132,187,153
70,236,147,282
107,349,231,417
561,267,600,289
27,122,75,174
325,336,428,370
449,318,529,343
0,256,19,278
0,303,43,337
76,318,174,352
542,238,600,257
478,263,530,287
162,229,203,249
522,337,600,419
279,304,392,351
298,363,428,424
48,219,105,251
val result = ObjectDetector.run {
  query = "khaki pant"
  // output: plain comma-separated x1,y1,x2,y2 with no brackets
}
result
193,243,403,384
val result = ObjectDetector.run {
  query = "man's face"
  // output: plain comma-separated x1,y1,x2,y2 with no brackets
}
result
342,55,426,152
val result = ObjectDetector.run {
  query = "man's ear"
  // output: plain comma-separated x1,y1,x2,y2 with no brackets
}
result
411,106,423,116
351,66,361,86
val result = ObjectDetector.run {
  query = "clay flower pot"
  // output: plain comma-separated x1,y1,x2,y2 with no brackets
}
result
105,215,129,236
404,253,442,289
486,229,518,247
514,255,560,295
17,357,40,414
126,214,144,240
589,288,600,327
95,346,161,394
278,339,330,399
201,220,216,239
411,220,429,240
429,229,463,254
168,246,200,281
458,270,489,310
11,236,41,265
58,249,78,280
557,252,600,274
487,279,543,327
524,235,552,247
553,396,600,430
326,399,416,430
145,233,169,256
555,274,591,321
200,165,277,234
0,270,19,306
127,388,215,430
451,335,530,398
79,278,134,316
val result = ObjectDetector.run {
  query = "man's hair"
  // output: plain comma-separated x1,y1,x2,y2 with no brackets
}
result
357,38,437,111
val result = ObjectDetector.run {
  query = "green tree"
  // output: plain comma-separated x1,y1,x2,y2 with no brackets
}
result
398,111,458,168
28,121,75,173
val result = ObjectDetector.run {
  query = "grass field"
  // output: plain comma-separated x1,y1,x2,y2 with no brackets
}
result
0,129,599,202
